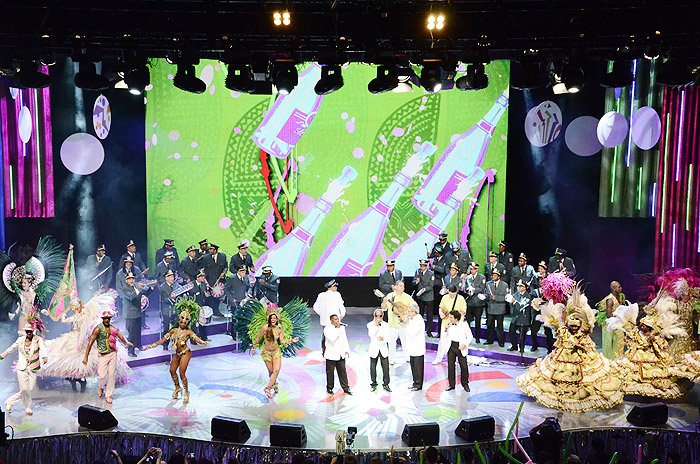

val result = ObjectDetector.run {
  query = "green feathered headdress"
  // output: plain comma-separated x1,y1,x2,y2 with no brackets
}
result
172,296,201,330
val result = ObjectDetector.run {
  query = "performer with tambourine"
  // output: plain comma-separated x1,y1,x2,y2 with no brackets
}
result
202,243,227,317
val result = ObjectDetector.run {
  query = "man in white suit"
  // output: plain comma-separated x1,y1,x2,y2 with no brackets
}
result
324,314,352,395
403,307,426,391
445,311,473,392
1,324,48,415
314,279,346,356
367,309,391,392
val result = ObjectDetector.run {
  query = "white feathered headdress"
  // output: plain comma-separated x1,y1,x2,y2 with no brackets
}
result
535,300,565,329
606,303,639,333
566,285,597,333
640,296,686,339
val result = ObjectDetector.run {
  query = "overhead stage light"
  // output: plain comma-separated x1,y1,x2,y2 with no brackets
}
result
74,62,109,91
456,63,489,91
427,14,445,31
226,63,255,93
600,60,633,88
511,61,544,90
561,63,584,93
420,61,442,93
314,65,343,95
15,61,51,89
273,11,291,26
368,65,399,94
272,60,298,94
174,63,206,94
657,59,694,86
125,66,150,95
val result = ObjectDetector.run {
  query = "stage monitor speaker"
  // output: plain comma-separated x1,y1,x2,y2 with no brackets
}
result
627,402,668,427
455,415,495,442
270,423,307,448
78,405,118,431
211,416,251,443
401,422,440,447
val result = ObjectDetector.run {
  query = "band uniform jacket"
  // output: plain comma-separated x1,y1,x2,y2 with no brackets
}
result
367,319,390,358
120,251,147,274
180,256,199,282
255,273,280,304
115,266,143,295
85,255,113,289
447,250,472,275
224,274,254,305
464,273,487,307
154,259,179,285
442,274,464,293
1,335,47,370
510,264,535,290
447,320,474,357
484,262,506,281
202,253,228,287
404,315,427,357
229,252,254,273
413,269,435,302
497,251,514,282
378,269,403,295
485,279,508,315
120,285,143,320
159,281,180,315
155,246,180,266
432,254,449,281
511,291,533,326
547,256,577,278
190,281,208,306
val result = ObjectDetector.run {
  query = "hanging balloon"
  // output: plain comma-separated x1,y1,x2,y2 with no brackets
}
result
60,132,105,175
524,100,563,147
565,116,602,157
92,94,112,140
630,106,662,150
596,111,628,148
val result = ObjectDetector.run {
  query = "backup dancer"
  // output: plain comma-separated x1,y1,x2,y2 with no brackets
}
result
1,324,47,415
252,307,299,398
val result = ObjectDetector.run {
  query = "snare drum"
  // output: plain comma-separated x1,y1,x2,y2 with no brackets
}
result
199,305,214,326
210,282,225,298
140,294,149,311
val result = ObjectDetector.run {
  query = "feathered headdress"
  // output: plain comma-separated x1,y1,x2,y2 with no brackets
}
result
606,303,640,333
172,296,200,330
535,300,565,329
565,285,597,333
640,295,686,339
540,273,575,304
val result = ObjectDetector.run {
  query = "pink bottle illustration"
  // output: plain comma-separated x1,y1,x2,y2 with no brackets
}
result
252,63,323,159
309,142,437,277
413,88,509,217
389,176,483,273
254,166,358,276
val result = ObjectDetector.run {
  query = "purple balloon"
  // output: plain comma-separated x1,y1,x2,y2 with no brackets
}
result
60,132,105,175
565,116,602,157
631,106,662,150
597,111,628,148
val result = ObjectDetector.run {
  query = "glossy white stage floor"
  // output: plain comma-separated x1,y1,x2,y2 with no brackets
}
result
1,309,700,450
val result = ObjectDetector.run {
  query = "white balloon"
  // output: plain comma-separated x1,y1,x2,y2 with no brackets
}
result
18,106,32,144
200,64,215,88
596,111,628,148
565,116,602,157
524,100,563,147
631,106,662,150
60,133,105,175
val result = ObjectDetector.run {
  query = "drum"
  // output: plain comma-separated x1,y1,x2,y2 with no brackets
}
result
141,294,149,311
199,305,214,326
210,282,225,298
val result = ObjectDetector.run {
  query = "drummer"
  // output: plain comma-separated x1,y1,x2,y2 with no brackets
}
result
224,265,254,315
159,270,180,350
190,269,211,341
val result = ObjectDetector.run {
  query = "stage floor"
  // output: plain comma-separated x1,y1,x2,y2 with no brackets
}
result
2,308,700,450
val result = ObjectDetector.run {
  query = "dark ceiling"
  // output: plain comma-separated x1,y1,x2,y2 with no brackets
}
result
0,1,698,63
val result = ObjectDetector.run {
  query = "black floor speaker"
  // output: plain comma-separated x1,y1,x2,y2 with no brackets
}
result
401,422,440,447
78,405,118,431
211,416,251,443
270,423,307,448
455,415,495,441
627,402,668,427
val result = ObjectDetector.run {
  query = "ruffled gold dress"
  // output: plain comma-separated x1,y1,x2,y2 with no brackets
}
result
517,327,623,412
614,330,690,398
668,299,700,361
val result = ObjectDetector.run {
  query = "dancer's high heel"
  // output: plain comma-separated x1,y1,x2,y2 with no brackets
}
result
183,390,190,403
264,386,273,399
171,373,182,398
273,383,279,394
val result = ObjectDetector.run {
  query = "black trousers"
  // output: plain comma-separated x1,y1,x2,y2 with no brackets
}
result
418,300,434,334
486,314,505,345
447,341,469,388
161,306,176,348
409,355,424,389
205,295,224,315
466,305,485,341
530,319,554,350
370,352,390,387
125,317,142,352
509,323,529,351
326,358,350,391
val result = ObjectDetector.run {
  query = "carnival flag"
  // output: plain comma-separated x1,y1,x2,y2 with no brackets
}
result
47,244,78,321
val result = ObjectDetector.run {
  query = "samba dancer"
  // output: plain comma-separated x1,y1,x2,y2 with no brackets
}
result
252,308,299,399
1,324,47,415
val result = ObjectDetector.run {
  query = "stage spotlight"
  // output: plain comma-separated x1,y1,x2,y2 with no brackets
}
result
511,61,544,90
225,63,255,93
368,65,399,94
456,63,489,91
420,62,442,93
657,59,694,86
561,63,584,93
174,63,206,94
427,14,445,31
273,11,291,26
15,61,51,89
600,60,633,88
283,11,291,26
272,60,298,94
125,66,150,95
74,62,109,91
314,65,343,95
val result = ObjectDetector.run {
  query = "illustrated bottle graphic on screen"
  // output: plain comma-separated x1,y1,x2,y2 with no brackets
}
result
413,88,509,218
310,142,437,277
390,176,483,273
254,166,358,276
252,63,323,160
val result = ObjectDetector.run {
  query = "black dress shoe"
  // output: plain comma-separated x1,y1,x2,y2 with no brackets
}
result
530,346,539,352
498,343,505,348
508,346,518,351
426,333,434,338
474,340,481,344
383,385,392,392
483,341,493,345
445,386,456,391
128,351,137,358
410,387,422,391
464,385,470,392
143,324,150,330
344,390,353,395
370,385,377,392
326,388,334,395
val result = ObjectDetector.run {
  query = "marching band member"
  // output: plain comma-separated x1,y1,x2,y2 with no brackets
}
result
445,311,473,392
159,270,180,350
433,285,466,365
367,309,391,392
115,257,143,295
191,269,210,341
313,280,346,355
485,269,508,347
180,246,199,283
506,280,533,354
464,263,487,343
121,272,149,357
497,241,514,284
378,260,402,296
413,259,435,337
403,306,426,391
255,266,280,305
224,265,254,314
202,243,228,316
195,239,209,262
510,253,535,292
324,314,352,395
441,263,464,295
155,239,180,265
428,233,450,259
484,251,505,282
154,251,178,285
381,280,416,364
1,324,47,415
448,242,471,275
547,247,577,277
530,273,554,353
120,240,148,275
85,244,113,293
229,241,255,274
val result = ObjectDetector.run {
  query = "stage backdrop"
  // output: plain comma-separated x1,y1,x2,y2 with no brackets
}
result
145,60,509,276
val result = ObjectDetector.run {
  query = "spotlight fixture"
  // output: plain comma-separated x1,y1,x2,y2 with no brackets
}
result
174,63,206,94
511,61,543,90
272,59,298,94
225,63,255,93
455,63,489,91
560,63,584,93
314,65,343,95
15,61,51,89
427,14,445,31
657,59,693,86
273,11,291,26
74,62,109,91
420,61,442,93
368,65,399,94
125,66,150,95
600,60,633,88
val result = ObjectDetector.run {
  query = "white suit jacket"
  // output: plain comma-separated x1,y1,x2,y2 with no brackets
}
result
404,315,426,357
313,290,346,326
367,320,390,358
1,335,47,371
447,321,474,357
323,325,350,361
